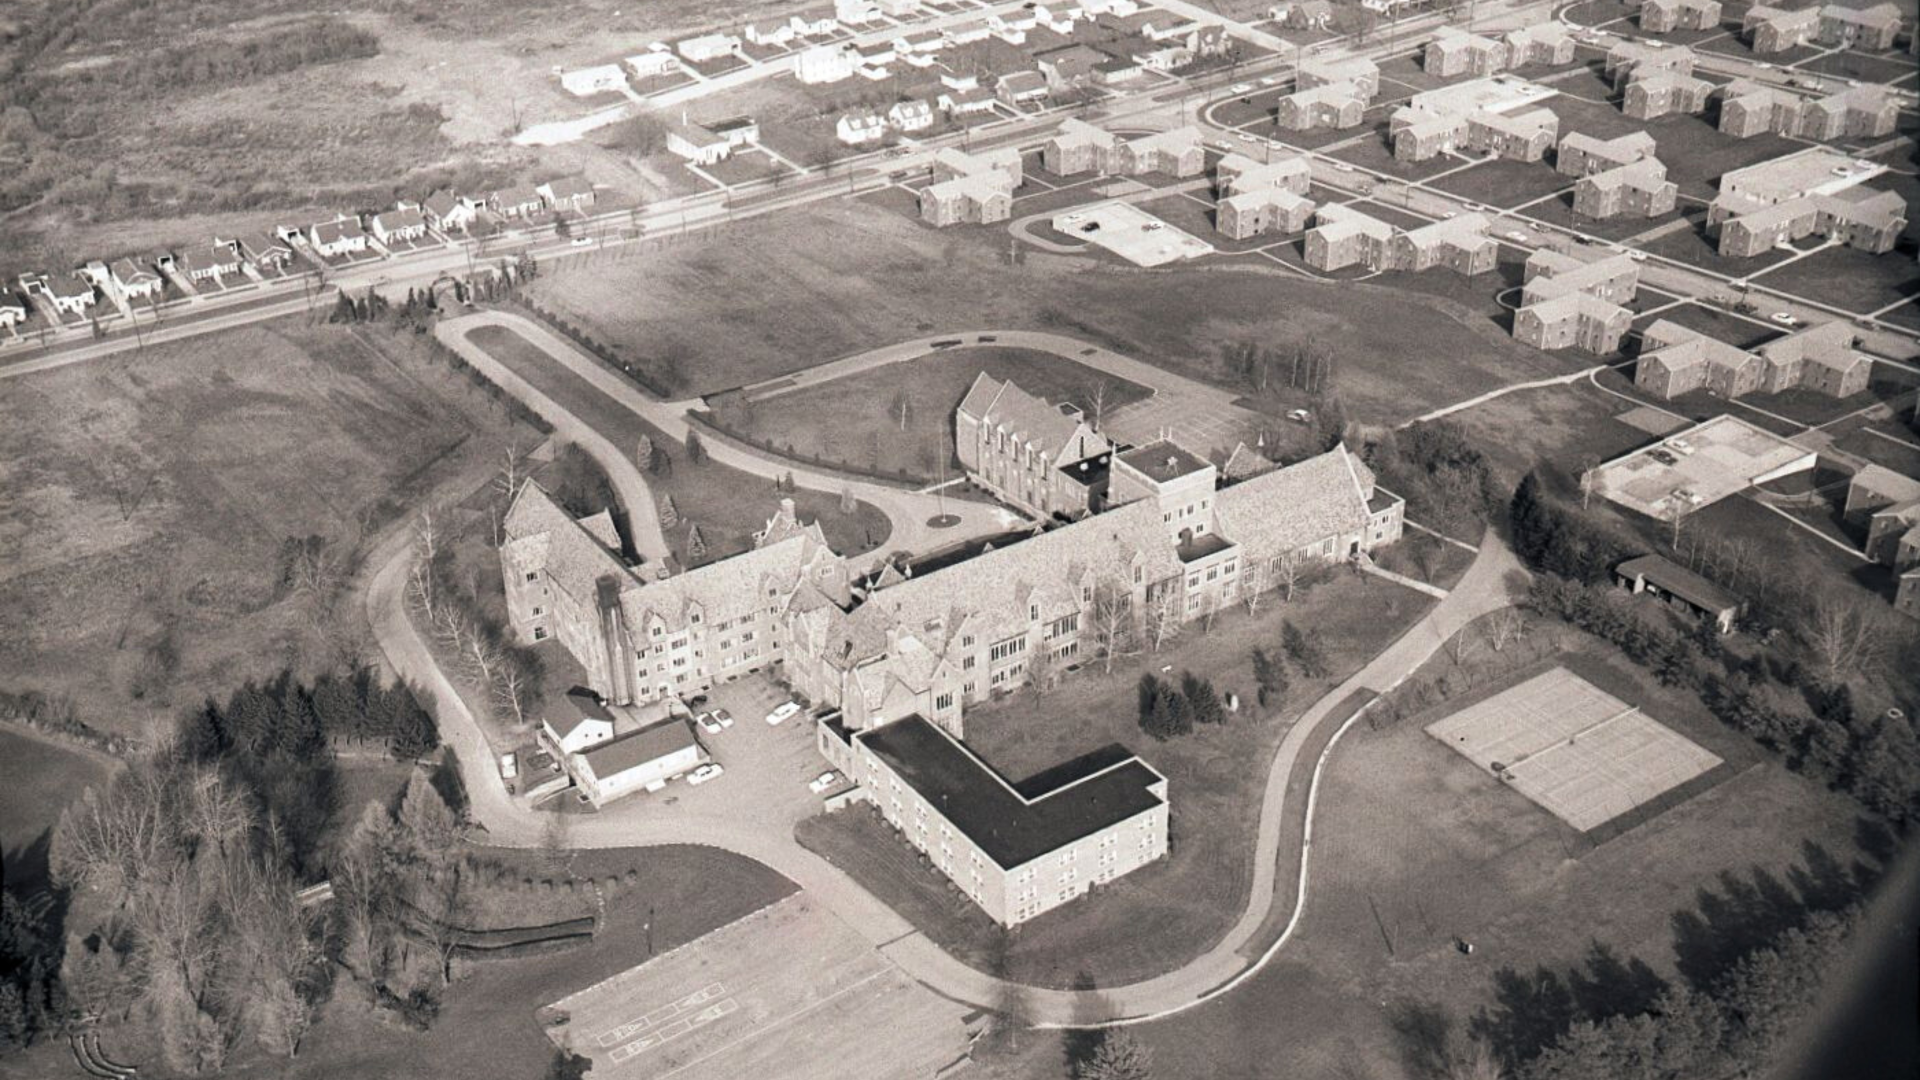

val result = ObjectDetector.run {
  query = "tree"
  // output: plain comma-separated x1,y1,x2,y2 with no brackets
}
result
1274,552,1304,603
397,771,459,869
890,388,912,431
1143,590,1182,651
1240,558,1269,616
1027,641,1056,697
1181,672,1225,725
684,429,706,465
1252,647,1290,709
547,1048,594,1080
406,512,441,620
1089,579,1136,674
1282,620,1328,679
1076,1028,1153,1080
1801,596,1882,685
335,803,399,981
1847,712,1920,822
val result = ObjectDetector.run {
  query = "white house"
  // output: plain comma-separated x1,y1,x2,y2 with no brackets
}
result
423,190,480,232
0,292,26,329
837,110,888,144
572,719,704,807
172,243,242,283
44,274,97,315
790,12,841,36
371,205,429,244
626,50,680,78
491,186,545,219
544,689,619,755
107,258,164,301
538,176,596,212
309,215,369,257
888,98,935,131
667,120,733,164
560,65,628,97
677,33,742,62
745,21,797,46
797,44,856,84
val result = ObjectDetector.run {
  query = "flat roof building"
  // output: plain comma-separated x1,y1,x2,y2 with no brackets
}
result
1588,413,1816,521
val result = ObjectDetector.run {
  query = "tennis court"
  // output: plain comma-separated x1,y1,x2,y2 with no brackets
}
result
1426,667,1721,832
547,894,971,1080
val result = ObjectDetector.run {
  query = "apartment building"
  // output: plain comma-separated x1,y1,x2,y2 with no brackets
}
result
1574,158,1678,219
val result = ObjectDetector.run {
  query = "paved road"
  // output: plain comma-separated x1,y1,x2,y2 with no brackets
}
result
368,485,1525,1023
434,319,672,565
438,311,1026,560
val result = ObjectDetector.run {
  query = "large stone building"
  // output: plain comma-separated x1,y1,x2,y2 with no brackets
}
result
955,373,1112,519
1708,148,1906,257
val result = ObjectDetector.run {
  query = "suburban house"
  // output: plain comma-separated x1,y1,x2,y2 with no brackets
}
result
490,186,545,220
1844,464,1920,571
1388,214,1496,276
837,714,1168,925
996,70,1052,106
938,84,998,116
746,20,798,46
888,98,935,132
1505,24,1576,66
1272,0,1334,29
1816,2,1901,50
422,190,481,232
1744,5,1818,52
677,33,742,62
573,718,705,807
791,11,841,35
538,176,597,213
106,257,164,301
172,243,243,284
668,120,734,164
836,110,888,145
1304,204,1395,271
1424,27,1508,78
1514,293,1632,353
370,205,428,245
920,147,1023,227
797,44,856,84
954,372,1111,516
1623,69,1711,120
626,50,681,79
1298,55,1379,96
1641,0,1722,33
1035,42,1107,88
1119,126,1203,178
239,233,295,271
1717,80,1803,138
1557,131,1657,176
1093,51,1145,85
707,116,761,149
1045,118,1121,175
1615,555,1742,634
1798,86,1898,140
308,215,369,257
36,273,98,315
1275,82,1367,131
560,65,628,97
1574,158,1678,219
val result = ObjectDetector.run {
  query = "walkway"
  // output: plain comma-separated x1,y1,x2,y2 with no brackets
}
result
438,311,1024,559
367,499,1526,1024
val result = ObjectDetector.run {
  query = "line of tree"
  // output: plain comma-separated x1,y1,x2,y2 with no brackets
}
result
55,18,379,96
1470,842,1876,1079
407,511,547,732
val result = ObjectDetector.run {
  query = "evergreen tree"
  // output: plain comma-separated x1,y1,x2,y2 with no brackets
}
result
177,700,227,761
1846,713,1920,822
684,429,706,465
311,672,363,744
224,680,274,757
1181,672,1224,725
1136,674,1161,729
277,689,324,758
1252,648,1289,708
0,983,25,1050
397,770,459,868
1076,1028,1153,1080
1282,621,1328,679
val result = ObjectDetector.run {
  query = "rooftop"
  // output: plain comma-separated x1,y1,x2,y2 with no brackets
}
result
580,717,700,778
1719,147,1884,207
1117,439,1213,483
857,714,1164,869
1590,414,1816,520
1618,554,1740,614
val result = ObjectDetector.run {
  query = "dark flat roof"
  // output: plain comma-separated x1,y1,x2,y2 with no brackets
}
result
1618,554,1739,614
858,715,1163,869
1177,531,1234,563
1058,451,1112,487
1118,440,1211,484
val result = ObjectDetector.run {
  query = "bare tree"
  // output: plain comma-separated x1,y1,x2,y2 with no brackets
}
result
1026,640,1056,697
1486,608,1526,653
1143,589,1183,651
1241,558,1269,617
333,803,398,981
1201,589,1223,634
1274,552,1304,604
492,651,541,729
1447,623,1479,666
1088,578,1136,674
406,513,441,620
1086,379,1111,429
1803,596,1883,684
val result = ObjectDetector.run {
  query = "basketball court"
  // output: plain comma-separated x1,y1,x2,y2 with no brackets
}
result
1426,667,1722,833
547,894,972,1080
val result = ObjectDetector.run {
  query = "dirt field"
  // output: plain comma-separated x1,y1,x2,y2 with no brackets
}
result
0,318,533,738
527,199,1592,426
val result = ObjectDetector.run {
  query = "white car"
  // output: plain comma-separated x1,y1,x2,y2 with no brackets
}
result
766,701,802,725
1230,82,1253,95
1504,230,1529,243
1770,312,1799,326
1259,75,1281,86
808,771,839,794
1627,250,1649,262
687,763,724,786
712,707,735,728
1287,407,1312,423
1334,162,1354,172
696,712,723,734
569,235,592,247
1236,131,1256,142
499,753,518,780
1443,210,1458,219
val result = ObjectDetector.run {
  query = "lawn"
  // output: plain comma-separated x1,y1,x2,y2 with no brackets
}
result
0,318,533,738
713,345,1153,484
1755,245,1920,318
1114,628,1869,1080
0,727,116,894
1430,376,1659,484
1429,159,1576,210
524,199,1597,428
190,845,795,1080
800,571,1441,989
463,323,892,566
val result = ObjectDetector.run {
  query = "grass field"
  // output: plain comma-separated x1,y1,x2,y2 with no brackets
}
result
801,571,1439,989
719,346,1152,484
0,319,532,738
464,323,892,566
1756,245,1920,317
527,200,1593,427
1115,632,1867,1080
0,727,116,894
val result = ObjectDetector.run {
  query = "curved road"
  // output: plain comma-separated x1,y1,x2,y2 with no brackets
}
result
371,489,1524,1024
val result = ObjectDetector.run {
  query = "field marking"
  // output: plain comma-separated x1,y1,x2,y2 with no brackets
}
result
652,967,893,1080
596,982,727,1046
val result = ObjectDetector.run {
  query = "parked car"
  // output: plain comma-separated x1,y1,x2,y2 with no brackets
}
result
687,693,711,709
687,763,724,786
570,236,592,247
766,701,802,725
1230,82,1252,95
696,712,723,734
1504,230,1529,243
1287,408,1312,423
1650,448,1678,465
809,771,839,794
1627,250,1648,262
499,753,518,780
712,707,735,728
1236,131,1256,142
1770,312,1799,326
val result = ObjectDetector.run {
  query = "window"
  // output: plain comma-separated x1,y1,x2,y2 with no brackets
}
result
962,634,975,648
1134,566,1143,585
651,625,663,638
989,636,1027,662
690,613,701,625
1206,568,1218,582
1188,574,1200,589
531,606,544,617
963,656,976,671
936,692,954,711
533,627,548,641
1029,603,1039,622
524,572,538,583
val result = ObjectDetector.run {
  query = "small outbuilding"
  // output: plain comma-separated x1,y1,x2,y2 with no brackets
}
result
1615,554,1741,634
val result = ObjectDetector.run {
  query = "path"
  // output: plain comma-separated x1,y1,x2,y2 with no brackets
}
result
368,490,1526,1024
434,320,672,565
438,311,1023,559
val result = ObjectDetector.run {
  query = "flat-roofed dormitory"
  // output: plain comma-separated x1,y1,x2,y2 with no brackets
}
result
832,714,1168,925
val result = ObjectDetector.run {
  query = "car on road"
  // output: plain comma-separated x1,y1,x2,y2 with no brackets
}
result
766,701,802,725
1770,312,1799,327
1230,82,1252,95
1236,131,1256,142
499,752,518,780
696,712,723,734
1504,230,1529,243
570,236,592,246
1259,75,1281,86
1627,250,1648,262
687,763,724,786
809,771,839,794
1334,162,1354,172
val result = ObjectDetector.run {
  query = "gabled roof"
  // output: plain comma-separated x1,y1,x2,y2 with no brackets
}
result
550,687,616,740
373,207,426,232
957,372,1101,464
580,717,698,778
1214,444,1375,563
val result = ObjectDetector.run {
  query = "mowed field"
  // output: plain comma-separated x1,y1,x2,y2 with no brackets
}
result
0,728,116,894
1114,637,1866,1080
726,346,1152,483
0,320,530,737
526,200,1588,426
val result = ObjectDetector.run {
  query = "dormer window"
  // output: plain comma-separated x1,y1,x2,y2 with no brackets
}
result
1029,604,1039,622
651,625,663,638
